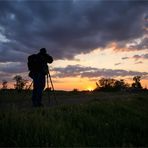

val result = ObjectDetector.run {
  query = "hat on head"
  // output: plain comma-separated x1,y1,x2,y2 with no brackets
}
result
40,48,47,54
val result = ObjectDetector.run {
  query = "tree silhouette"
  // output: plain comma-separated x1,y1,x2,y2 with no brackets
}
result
13,75,27,91
95,78,117,91
95,78,129,92
114,79,130,91
2,80,8,90
132,76,142,89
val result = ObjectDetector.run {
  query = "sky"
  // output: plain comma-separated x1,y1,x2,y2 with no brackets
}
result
0,0,148,91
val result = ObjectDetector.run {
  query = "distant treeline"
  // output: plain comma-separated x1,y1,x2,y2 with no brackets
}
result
1,75,147,92
94,76,147,92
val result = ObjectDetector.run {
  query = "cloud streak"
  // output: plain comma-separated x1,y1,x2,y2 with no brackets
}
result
135,61,143,64
0,62,27,73
122,53,148,61
114,63,122,66
53,65,148,78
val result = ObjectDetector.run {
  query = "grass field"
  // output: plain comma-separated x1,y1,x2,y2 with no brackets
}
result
0,90,148,147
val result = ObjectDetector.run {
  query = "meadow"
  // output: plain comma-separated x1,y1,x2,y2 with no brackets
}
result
0,90,148,147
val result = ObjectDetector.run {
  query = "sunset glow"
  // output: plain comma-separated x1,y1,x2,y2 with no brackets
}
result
86,86,94,91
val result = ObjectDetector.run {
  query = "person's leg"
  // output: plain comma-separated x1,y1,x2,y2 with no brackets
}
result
32,76,38,107
36,74,45,106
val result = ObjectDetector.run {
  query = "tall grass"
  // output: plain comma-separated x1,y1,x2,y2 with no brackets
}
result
0,92,148,147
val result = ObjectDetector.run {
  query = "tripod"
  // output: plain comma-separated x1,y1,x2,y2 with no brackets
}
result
46,70,58,105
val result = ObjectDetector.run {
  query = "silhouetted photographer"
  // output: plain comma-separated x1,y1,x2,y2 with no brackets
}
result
28,48,53,107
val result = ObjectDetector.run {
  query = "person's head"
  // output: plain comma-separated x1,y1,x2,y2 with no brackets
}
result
39,48,47,54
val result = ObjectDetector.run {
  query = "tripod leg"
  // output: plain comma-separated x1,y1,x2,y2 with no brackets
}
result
48,72,58,105
46,75,51,105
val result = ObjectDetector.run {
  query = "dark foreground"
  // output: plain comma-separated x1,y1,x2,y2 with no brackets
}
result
0,90,148,147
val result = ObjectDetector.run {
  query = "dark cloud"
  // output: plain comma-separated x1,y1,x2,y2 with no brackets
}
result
128,37,148,50
0,0,147,80
0,48,28,62
53,64,148,78
0,0,147,61
0,72,13,81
